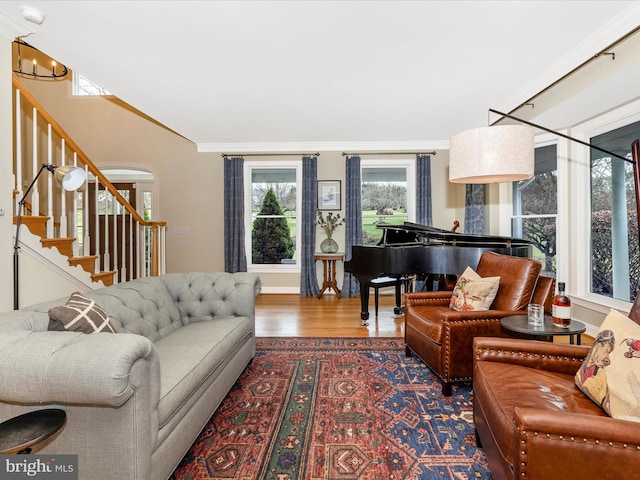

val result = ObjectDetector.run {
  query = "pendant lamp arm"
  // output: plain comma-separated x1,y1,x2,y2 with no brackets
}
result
489,109,632,163
489,109,640,248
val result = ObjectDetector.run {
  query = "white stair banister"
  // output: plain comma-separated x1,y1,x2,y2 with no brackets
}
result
59,138,68,238
83,164,90,256
112,192,118,282
93,175,100,273
46,123,53,238
31,107,39,217
14,89,22,211
103,188,110,272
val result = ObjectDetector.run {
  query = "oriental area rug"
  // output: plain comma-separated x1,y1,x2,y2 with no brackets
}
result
170,337,490,480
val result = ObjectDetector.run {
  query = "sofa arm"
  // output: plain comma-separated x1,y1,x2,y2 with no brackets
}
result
405,291,452,307
514,407,640,479
0,330,159,407
473,337,589,375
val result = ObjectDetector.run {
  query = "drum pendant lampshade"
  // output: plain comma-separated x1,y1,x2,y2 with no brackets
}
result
449,125,535,184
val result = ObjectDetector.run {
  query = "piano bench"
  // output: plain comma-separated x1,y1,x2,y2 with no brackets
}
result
368,276,413,316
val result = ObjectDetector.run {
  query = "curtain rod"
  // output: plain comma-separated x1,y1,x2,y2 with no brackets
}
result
341,151,436,157
221,152,320,158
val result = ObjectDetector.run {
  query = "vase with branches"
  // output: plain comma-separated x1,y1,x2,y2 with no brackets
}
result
317,210,344,253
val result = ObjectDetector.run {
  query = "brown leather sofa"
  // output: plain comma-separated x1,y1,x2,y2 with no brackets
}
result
473,298,640,479
404,251,553,395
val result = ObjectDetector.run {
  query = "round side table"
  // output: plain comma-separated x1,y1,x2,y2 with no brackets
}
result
501,315,586,345
0,408,66,454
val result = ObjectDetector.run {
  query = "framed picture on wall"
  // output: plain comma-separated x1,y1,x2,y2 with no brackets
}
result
317,180,341,210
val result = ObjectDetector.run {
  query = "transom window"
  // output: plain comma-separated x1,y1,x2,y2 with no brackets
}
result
72,73,111,96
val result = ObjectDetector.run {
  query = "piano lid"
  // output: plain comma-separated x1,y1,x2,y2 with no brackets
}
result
378,221,532,248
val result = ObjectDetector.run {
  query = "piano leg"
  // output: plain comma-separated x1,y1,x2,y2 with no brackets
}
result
355,275,371,325
393,281,403,315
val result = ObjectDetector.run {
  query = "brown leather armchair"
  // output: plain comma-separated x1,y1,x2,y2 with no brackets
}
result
473,322,640,479
404,251,549,395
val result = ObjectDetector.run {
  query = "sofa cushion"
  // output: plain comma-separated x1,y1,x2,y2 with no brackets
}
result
154,316,253,428
48,292,116,333
449,266,500,311
575,308,640,421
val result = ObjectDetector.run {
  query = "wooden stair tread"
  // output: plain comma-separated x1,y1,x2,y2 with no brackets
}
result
91,270,116,287
69,255,99,274
41,237,75,258
13,215,48,238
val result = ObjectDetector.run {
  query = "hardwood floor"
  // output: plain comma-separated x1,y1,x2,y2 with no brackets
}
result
255,292,593,345
255,292,405,338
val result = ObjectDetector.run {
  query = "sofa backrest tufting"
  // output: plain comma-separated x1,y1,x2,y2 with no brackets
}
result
82,277,182,341
15,272,261,343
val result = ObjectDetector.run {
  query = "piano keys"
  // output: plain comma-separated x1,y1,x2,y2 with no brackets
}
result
343,222,532,322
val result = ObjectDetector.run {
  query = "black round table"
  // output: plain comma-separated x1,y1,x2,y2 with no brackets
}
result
501,314,586,345
0,409,66,454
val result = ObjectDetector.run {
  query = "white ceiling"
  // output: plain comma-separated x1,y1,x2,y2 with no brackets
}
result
1,1,640,153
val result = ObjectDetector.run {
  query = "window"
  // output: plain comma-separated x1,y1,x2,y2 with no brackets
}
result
512,144,558,276
361,160,415,245
245,161,301,269
72,73,111,96
590,120,640,302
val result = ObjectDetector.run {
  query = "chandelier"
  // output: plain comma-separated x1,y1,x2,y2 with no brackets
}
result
12,37,68,79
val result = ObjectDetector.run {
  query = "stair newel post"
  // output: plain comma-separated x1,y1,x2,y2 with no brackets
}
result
160,224,166,275
46,124,54,238
31,107,39,217
14,88,22,212
152,224,159,276
137,220,143,277
58,138,68,238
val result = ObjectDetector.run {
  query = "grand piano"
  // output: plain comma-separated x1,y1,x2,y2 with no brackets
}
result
343,222,533,322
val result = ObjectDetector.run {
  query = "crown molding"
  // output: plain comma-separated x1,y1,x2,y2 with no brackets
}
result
197,140,450,154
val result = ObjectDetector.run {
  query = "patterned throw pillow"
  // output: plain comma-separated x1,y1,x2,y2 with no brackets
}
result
48,292,116,333
575,308,640,421
449,266,500,312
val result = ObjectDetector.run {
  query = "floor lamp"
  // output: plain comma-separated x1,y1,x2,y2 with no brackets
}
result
13,163,87,310
448,109,640,309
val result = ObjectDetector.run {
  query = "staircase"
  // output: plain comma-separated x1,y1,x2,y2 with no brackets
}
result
12,74,167,299
15,215,115,286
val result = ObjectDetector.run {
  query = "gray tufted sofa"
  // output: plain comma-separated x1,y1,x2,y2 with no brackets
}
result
0,272,261,480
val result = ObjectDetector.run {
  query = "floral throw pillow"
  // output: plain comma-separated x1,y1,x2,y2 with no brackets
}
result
575,308,640,422
449,266,500,312
48,292,116,334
